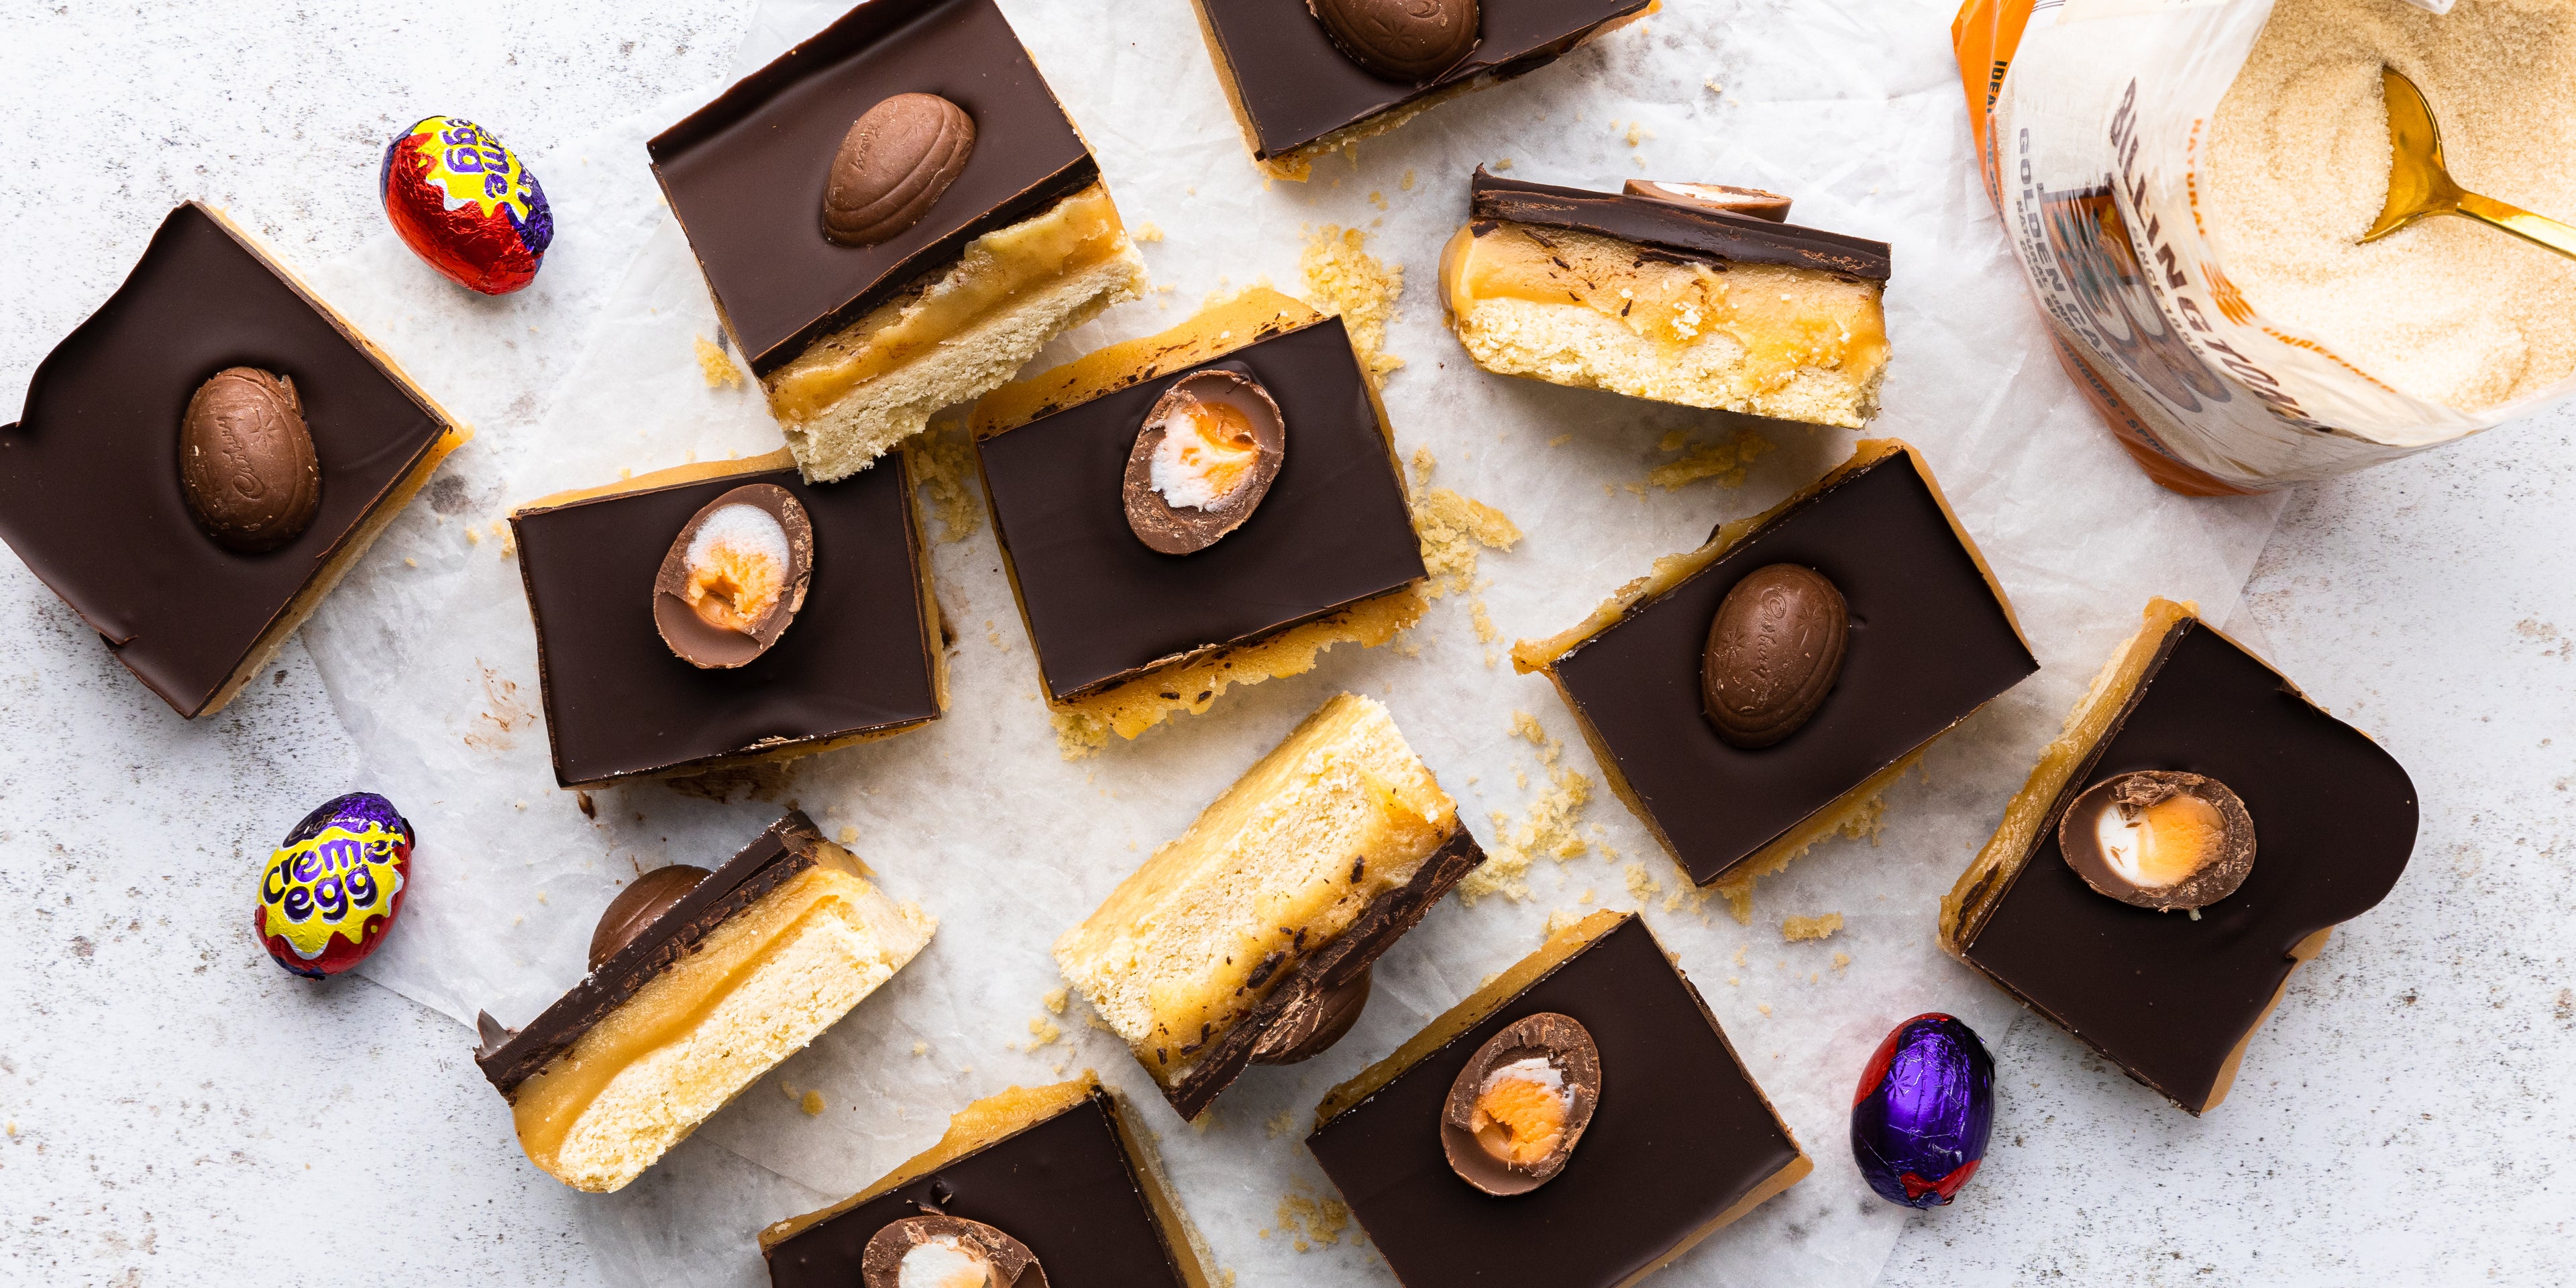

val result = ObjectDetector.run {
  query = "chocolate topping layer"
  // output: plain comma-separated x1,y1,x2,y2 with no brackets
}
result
977,317,1425,702
764,1091,1192,1288
476,811,830,1097
1470,168,1894,282
1550,449,2037,886
0,203,451,717
1201,0,1648,160
649,0,1099,375
1164,827,1485,1120
1960,619,2416,1112
511,458,938,788
1309,914,1801,1287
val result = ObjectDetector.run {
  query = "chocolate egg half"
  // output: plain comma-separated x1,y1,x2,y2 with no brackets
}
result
1124,365,1287,555
380,115,553,294
1850,1013,1994,1209
653,484,815,669
861,1215,1047,1288
2059,770,2257,912
255,792,415,978
1441,1012,1601,1195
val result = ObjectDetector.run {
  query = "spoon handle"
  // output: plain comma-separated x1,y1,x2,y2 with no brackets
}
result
2453,191,2576,262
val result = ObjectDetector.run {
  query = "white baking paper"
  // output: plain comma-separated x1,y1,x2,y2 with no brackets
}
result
295,1,2288,1285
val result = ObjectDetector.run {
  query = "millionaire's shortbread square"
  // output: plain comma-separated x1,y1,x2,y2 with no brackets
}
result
1192,0,1653,180
760,1076,1210,1288
1307,911,1808,1288
972,288,1428,753
0,202,464,718
1055,692,1485,1120
1941,598,2418,1114
1512,441,2034,914
1442,169,1892,429
509,449,944,788
651,0,1146,480
474,810,934,1193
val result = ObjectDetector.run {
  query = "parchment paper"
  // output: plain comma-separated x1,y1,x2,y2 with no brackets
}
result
297,1,2288,1284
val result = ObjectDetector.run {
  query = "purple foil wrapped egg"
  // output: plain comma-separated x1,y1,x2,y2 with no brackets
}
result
1850,1012,1995,1208
254,792,415,979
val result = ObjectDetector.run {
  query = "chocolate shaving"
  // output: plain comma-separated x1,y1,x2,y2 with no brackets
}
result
473,810,828,1097
1159,827,1487,1120
1471,167,1891,282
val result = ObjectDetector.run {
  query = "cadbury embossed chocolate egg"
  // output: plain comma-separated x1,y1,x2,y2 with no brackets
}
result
255,792,415,978
380,115,553,294
1851,1012,1994,1208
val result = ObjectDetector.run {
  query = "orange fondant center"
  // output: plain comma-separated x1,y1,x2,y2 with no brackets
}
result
2108,794,2226,889
1159,399,1260,503
686,541,784,636
1470,1073,1569,1167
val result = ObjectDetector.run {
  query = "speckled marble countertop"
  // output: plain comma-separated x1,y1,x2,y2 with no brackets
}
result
1,2,2568,1285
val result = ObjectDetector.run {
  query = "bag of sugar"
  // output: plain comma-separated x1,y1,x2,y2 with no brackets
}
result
1953,0,2576,493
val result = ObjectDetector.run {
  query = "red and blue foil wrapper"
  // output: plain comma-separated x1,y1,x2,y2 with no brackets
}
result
256,792,414,978
1851,1012,1995,1208
380,115,552,294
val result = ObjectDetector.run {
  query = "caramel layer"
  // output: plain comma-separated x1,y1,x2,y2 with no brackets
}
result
766,184,1131,425
1440,220,1888,411
511,865,875,1166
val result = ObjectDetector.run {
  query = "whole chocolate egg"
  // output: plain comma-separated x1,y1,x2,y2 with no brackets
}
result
1850,1012,1994,1208
255,792,415,978
380,115,553,294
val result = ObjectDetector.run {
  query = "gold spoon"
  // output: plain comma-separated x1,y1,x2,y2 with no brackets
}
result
2363,65,2576,260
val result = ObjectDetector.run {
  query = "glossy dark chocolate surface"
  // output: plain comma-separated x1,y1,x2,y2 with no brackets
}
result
1472,169,1894,281
478,811,826,1096
977,317,1425,701
0,203,450,717
1550,451,2036,885
1960,619,2417,1112
766,1091,1191,1288
1199,0,1649,159
511,460,937,787
649,0,1097,374
1308,914,1801,1288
